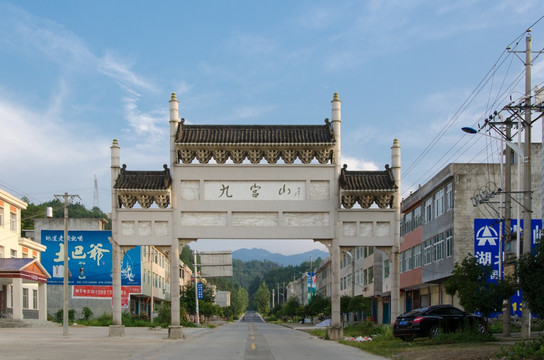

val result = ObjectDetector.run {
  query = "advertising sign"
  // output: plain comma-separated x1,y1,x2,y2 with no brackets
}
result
41,230,141,286
307,272,316,304
73,285,141,307
200,251,233,277
474,218,542,317
197,282,204,300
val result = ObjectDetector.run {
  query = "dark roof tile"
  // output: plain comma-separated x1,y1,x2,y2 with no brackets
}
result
114,164,172,191
0,258,34,271
176,119,335,146
339,164,397,191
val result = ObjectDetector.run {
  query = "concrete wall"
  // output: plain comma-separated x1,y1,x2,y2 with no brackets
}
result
47,285,112,319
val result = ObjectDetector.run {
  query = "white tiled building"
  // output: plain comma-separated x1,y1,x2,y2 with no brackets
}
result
0,189,49,320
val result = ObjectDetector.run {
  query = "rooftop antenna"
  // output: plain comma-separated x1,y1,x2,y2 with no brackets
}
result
93,175,100,209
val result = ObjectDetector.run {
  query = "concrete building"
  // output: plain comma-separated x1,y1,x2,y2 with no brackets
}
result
398,147,542,316
215,290,230,308
339,246,388,323
0,189,49,320
315,257,331,298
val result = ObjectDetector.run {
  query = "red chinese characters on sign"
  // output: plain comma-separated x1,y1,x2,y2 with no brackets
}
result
73,285,141,307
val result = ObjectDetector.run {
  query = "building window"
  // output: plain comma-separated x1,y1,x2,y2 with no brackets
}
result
0,245,4,258
23,288,29,309
424,239,433,265
33,289,38,309
408,247,414,271
384,259,390,278
434,189,444,218
363,269,368,285
11,249,17,258
434,233,445,261
368,247,374,256
424,198,433,223
0,205,3,226
446,229,454,257
368,266,374,284
445,183,453,210
414,244,422,268
414,206,422,228
10,211,16,232
403,250,410,272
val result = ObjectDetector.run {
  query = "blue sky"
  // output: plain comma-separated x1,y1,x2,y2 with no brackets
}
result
2,1,544,254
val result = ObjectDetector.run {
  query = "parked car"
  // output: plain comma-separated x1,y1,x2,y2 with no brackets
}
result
392,304,487,341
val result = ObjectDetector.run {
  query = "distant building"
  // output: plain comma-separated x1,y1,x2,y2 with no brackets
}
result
215,290,230,307
0,189,49,320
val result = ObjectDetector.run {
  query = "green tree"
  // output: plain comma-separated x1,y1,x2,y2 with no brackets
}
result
230,287,249,317
340,295,352,314
516,241,544,317
20,198,111,235
348,296,371,316
305,294,330,318
180,246,194,271
180,281,215,315
283,296,301,319
445,254,516,319
200,302,221,323
253,281,270,315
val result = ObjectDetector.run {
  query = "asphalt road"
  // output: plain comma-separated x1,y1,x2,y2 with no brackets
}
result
0,315,387,360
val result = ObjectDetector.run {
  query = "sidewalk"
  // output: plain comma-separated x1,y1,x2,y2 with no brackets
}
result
0,325,210,360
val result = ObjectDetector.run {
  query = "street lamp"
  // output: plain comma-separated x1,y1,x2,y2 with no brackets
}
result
462,127,525,158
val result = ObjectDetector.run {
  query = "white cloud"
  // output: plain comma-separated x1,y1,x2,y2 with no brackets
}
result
341,155,379,171
0,3,95,71
98,52,158,93
0,96,110,204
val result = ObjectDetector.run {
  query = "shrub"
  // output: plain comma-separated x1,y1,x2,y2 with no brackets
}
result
81,307,93,321
344,320,380,337
53,309,76,323
494,337,544,360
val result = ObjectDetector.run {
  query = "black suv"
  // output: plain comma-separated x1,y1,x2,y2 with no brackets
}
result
392,304,487,341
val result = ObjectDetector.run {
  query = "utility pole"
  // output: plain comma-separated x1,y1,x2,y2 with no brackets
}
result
506,29,544,339
54,192,80,336
194,250,200,325
503,119,513,337
521,30,533,340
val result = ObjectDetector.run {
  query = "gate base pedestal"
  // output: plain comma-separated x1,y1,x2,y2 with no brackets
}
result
168,326,184,339
328,326,343,340
109,325,125,337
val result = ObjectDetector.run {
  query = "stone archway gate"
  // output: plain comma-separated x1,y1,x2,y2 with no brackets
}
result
109,93,401,340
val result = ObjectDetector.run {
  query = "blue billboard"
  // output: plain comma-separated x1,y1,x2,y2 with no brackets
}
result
474,218,542,317
41,230,141,286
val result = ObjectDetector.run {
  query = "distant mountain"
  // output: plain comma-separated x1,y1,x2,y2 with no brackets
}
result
232,248,329,266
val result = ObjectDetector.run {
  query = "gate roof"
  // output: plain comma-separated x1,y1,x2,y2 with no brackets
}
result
175,119,335,146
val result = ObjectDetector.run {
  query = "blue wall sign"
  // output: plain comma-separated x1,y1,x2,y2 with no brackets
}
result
474,218,541,317
41,230,141,286
197,282,204,300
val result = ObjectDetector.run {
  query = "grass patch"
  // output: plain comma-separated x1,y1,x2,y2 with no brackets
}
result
492,336,544,360
338,324,498,358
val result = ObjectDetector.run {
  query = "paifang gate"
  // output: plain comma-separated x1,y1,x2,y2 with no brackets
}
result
108,92,401,340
